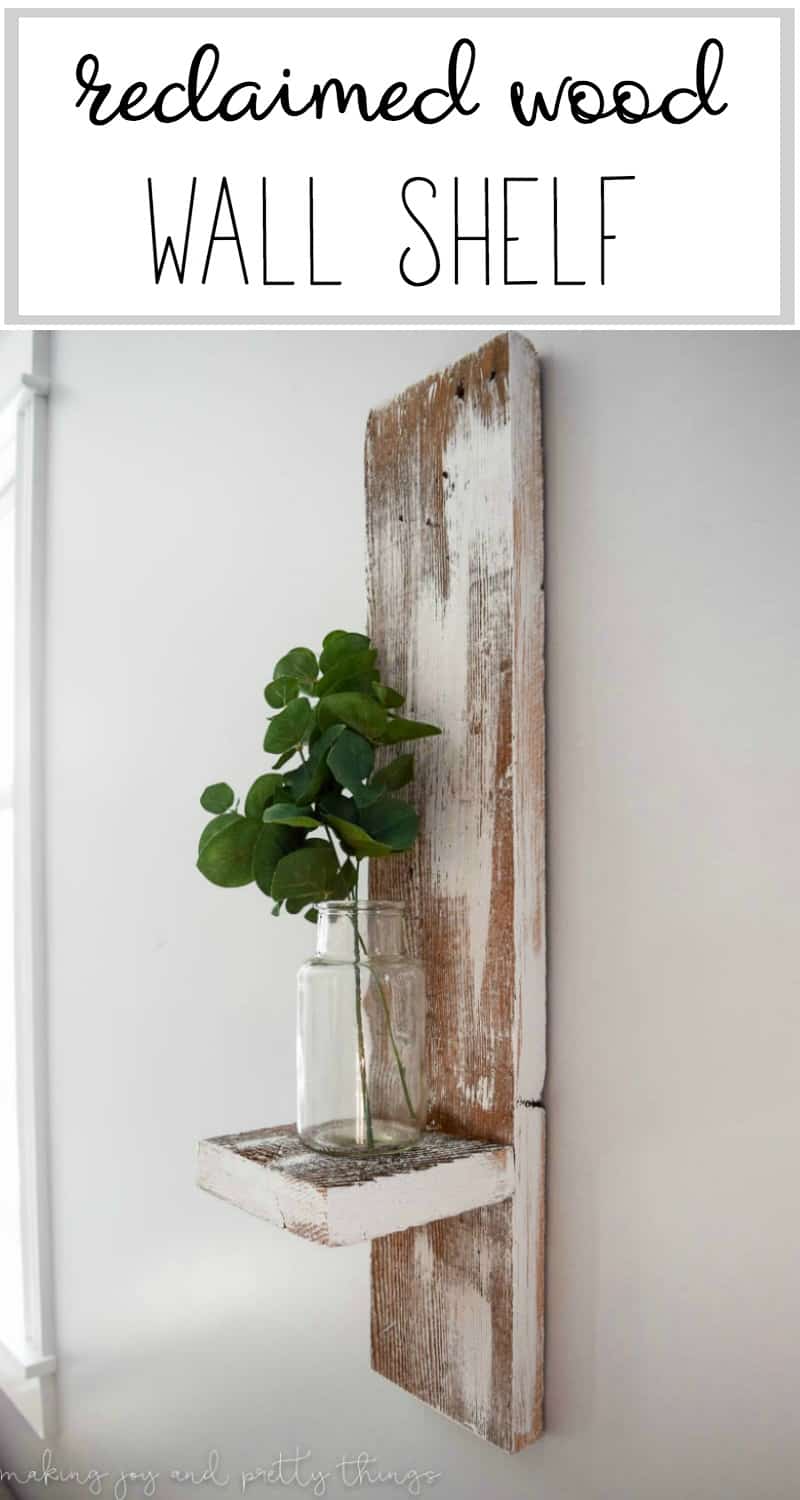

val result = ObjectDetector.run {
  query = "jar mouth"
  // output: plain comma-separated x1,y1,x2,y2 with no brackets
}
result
318,900,405,912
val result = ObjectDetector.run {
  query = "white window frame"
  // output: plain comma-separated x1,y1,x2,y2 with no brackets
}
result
0,332,56,1438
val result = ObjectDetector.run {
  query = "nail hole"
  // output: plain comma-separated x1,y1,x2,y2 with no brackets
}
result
489,370,496,381
441,470,448,480
398,513,404,522
455,383,465,400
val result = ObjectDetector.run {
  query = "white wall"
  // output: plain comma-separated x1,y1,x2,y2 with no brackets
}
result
1,331,799,1500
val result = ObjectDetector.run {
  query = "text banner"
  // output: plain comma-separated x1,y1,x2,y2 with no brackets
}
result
7,9,789,322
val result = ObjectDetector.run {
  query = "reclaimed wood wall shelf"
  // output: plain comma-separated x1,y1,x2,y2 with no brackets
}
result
197,1125,515,1247
366,334,546,1451
196,333,546,1453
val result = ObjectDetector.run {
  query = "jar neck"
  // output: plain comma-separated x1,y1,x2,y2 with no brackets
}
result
316,902,407,959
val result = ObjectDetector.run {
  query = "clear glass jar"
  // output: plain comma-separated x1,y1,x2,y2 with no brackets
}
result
297,901,427,1156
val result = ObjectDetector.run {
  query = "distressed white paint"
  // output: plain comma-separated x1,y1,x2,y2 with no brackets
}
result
414,399,511,1016
197,1127,515,1248
366,334,547,1450
442,1272,495,1438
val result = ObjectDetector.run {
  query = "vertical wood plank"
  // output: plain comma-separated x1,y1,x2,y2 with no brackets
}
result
365,334,546,1450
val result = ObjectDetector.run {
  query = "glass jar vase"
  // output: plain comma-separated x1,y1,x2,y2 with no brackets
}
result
297,901,427,1155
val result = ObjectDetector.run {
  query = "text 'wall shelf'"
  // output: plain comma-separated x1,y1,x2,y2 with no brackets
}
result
197,1126,515,1247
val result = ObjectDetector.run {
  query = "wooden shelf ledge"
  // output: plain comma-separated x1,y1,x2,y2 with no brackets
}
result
197,1126,515,1247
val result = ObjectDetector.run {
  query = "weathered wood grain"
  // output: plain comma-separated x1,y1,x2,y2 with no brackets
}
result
366,333,546,1450
197,1126,515,1248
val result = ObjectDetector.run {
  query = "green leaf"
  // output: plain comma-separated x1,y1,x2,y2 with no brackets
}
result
380,716,441,745
327,729,374,792
244,773,283,821
316,649,378,698
372,753,415,791
273,647,317,687
285,898,308,915
304,908,319,924
196,814,259,887
360,795,419,851
252,824,302,897
262,803,320,829
351,782,384,810
372,683,405,709
198,812,240,856
264,696,312,753
264,676,300,708
319,631,370,672
325,814,394,859
331,669,379,697
332,859,358,898
333,670,379,697
309,722,345,762
271,842,340,903
317,692,387,741
317,789,357,823
271,902,282,916
200,782,235,814
272,748,297,770
280,757,329,807
322,629,354,650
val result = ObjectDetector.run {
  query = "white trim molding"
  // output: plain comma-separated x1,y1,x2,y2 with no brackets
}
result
0,331,57,1439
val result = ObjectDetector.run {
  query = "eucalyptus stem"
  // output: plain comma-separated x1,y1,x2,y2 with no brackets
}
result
357,930,416,1122
318,829,374,1149
321,820,340,866
351,869,374,1150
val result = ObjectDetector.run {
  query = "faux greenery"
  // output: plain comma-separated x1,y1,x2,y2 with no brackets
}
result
197,630,441,1151
196,629,441,923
